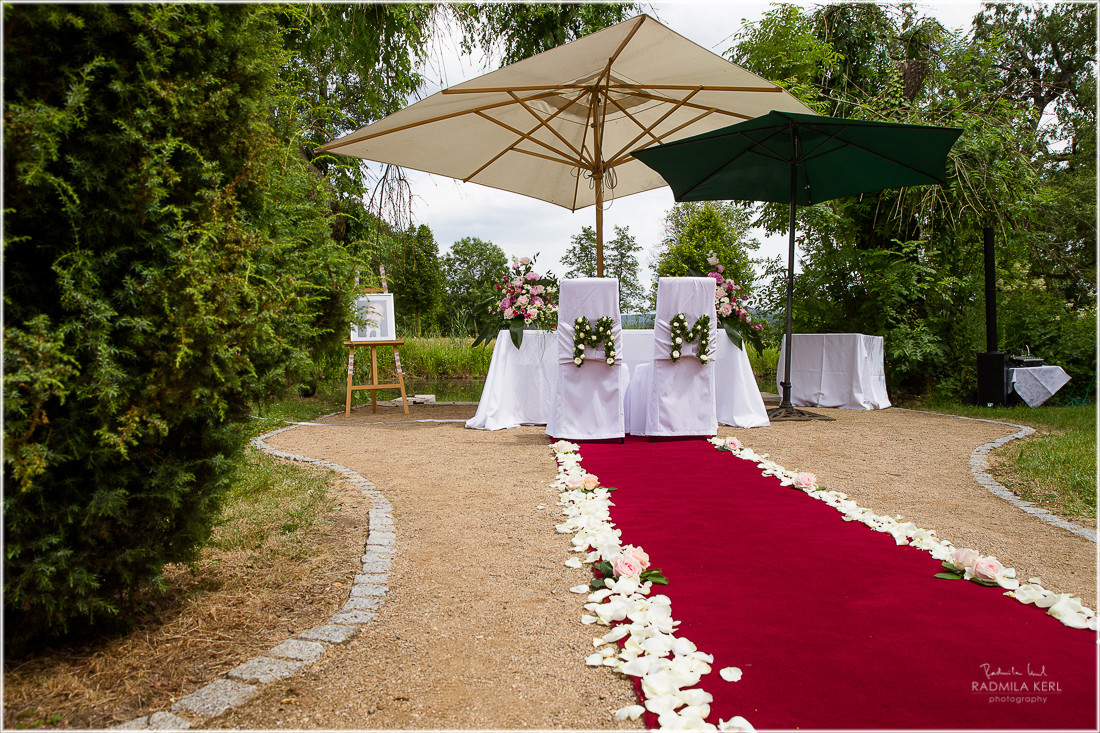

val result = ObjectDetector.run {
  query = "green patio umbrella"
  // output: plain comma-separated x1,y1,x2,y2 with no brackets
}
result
632,109,962,420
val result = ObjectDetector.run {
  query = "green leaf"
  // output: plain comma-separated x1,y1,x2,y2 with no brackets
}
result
933,572,963,580
508,320,524,349
593,560,614,577
721,320,744,349
589,577,606,590
642,569,669,585
969,577,999,587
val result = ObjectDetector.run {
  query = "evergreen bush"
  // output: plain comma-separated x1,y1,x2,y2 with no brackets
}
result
2,4,353,647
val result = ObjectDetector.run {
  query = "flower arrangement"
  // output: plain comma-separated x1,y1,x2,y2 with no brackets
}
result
669,313,711,364
573,316,616,367
479,255,559,349
591,545,669,590
706,251,763,351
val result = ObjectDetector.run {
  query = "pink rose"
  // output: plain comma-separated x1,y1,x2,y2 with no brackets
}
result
611,555,642,578
525,271,540,280
952,548,981,573
972,555,1006,582
793,472,817,490
620,545,650,571
753,323,763,331
565,474,585,490
725,436,742,451
519,256,531,265
720,303,733,317
583,474,600,490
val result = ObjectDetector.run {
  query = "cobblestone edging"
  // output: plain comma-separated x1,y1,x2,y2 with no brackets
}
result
905,409,1096,544
115,420,392,730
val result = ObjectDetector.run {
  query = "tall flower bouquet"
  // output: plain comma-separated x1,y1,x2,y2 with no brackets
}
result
473,255,559,349
706,251,764,352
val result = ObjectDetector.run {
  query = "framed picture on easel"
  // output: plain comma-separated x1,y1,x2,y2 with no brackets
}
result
350,293,396,341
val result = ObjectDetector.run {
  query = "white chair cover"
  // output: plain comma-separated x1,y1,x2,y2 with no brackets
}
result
546,278,628,440
634,277,718,436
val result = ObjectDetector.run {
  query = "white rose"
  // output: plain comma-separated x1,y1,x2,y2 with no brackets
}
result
606,357,614,365
574,357,583,365
672,350,680,359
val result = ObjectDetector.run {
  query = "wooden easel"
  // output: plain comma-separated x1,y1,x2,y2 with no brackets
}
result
345,267,409,417
344,338,408,417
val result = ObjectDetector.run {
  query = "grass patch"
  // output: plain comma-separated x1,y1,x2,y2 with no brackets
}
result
903,398,1096,520
209,448,336,559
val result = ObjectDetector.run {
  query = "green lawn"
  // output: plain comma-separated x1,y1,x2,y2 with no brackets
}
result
905,399,1096,520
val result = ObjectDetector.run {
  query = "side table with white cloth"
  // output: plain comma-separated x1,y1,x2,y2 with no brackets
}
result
464,331,556,430
776,333,890,410
1009,365,1071,407
467,329,769,430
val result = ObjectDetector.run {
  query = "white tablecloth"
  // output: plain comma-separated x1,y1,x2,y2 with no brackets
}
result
776,333,890,410
466,330,769,430
1010,365,1070,407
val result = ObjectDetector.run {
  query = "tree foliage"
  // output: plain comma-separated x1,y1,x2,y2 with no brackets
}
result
651,202,758,302
562,225,646,312
441,237,509,335
729,3,1095,400
2,4,359,646
455,2,639,65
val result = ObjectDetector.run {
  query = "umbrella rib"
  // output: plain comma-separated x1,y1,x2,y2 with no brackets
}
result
675,126,792,200
507,90,587,163
799,124,950,185
442,82,786,95
601,87,697,154
621,89,755,121
606,102,719,167
472,109,584,167
316,89,565,153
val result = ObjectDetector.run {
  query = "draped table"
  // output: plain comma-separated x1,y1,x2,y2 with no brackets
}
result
776,333,890,410
466,329,769,430
1010,365,1071,407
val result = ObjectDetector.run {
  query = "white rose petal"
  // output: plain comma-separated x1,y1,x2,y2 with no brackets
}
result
584,652,605,666
563,557,583,568
719,667,743,682
718,716,756,731
569,584,590,594
614,705,646,722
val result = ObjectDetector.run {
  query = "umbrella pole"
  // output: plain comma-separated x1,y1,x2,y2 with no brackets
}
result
595,173,605,278
779,196,796,409
768,157,833,422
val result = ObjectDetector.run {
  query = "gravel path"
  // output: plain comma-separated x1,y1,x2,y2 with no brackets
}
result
204,401,1095,729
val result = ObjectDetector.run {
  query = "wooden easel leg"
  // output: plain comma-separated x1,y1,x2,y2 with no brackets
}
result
345,347,355,417
393,346,409,415
370,345,379,413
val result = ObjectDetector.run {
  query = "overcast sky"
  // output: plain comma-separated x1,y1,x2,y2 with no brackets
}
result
372,1,987,286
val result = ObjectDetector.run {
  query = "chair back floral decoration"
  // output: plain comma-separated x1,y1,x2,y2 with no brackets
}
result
707,251,764,352
572,316,616,367
668,312,711,364
473,254,559,349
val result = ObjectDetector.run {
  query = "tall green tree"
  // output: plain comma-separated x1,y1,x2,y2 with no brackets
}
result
389,224,443,336
562,225,646,312
652,202,758,293
440,236,508,335
3,4,352,647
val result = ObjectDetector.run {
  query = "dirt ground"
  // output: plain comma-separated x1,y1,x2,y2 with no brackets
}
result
4,400,1095,729
216,401,1095,729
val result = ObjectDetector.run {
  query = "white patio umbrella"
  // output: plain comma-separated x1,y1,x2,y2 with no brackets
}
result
317,14,815,276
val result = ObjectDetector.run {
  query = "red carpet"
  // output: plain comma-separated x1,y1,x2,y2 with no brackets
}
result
578,438,1097,730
